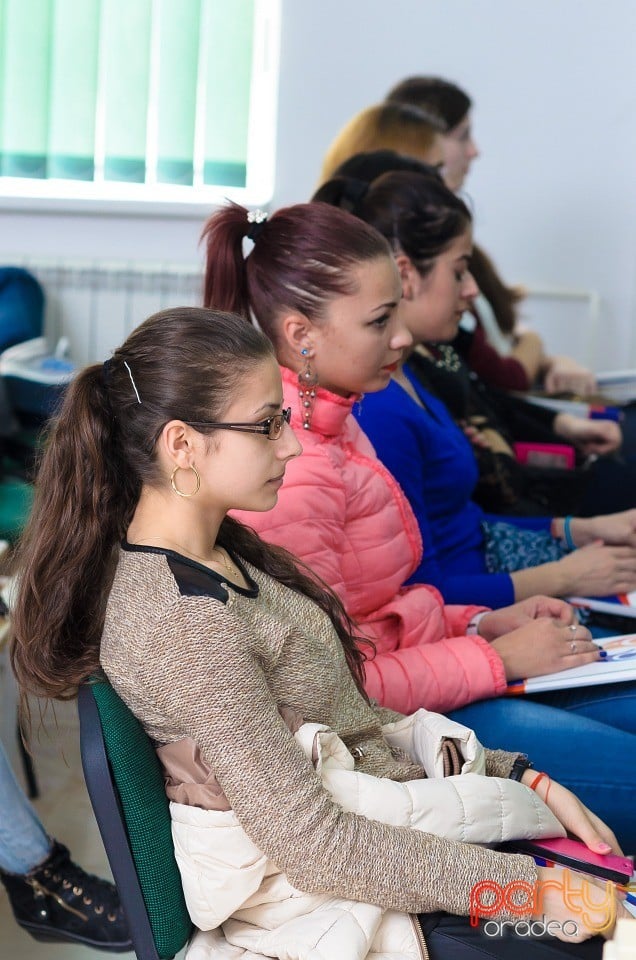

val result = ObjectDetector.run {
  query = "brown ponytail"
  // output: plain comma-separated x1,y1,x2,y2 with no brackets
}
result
12,364,138,701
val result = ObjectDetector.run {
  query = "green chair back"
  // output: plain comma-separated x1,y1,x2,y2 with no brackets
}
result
84,679,193,958
0,477,33,540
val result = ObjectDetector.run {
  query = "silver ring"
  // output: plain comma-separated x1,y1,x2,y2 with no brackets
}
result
570,641,577,653
569,623,577,636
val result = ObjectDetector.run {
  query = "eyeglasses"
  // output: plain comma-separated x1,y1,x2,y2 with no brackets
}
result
185,407,292,441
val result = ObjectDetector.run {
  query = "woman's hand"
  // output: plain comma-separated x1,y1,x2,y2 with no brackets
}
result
489,618,600,680
524,775,628,940
477,596,575,641
543,356,597,396
460,418,515,456
460,422,493,450
554,540,636,595
533,866,629,941
569,509,636,549
553,413,622,455
521,770,622,854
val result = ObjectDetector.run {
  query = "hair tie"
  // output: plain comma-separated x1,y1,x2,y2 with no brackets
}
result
247,208,268,242
102,357,113,386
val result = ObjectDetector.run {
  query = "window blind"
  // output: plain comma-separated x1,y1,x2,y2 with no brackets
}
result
0,0,256,190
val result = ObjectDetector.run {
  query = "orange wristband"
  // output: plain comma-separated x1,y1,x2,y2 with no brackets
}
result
529,771,552,804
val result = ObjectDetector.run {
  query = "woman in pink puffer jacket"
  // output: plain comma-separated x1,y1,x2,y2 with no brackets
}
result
234,362,505,713
201,200,590,716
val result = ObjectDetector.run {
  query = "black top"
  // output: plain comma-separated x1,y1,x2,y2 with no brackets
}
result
122,540,259,603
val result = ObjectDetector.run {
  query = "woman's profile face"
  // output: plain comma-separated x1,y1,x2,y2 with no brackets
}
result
401,229,478,344
192,356,302,514
440,113,479,191
308,256,411,397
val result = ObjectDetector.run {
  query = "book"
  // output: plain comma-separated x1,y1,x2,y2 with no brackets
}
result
506,633,636,694
519,392,622,422
569,594,636,620
499,838,634,884
596,369,636,405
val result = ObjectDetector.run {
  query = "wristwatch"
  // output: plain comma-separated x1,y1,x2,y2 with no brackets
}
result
509,754,534,782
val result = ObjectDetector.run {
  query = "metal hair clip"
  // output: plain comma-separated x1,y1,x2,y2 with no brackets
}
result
123,360,142,404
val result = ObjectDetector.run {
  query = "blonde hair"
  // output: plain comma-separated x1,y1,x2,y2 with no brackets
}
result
319,102,443,185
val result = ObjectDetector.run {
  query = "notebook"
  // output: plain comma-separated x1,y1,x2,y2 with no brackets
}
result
506,633,636,694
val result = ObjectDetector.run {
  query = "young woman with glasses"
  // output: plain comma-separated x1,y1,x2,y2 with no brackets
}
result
10,303,628,959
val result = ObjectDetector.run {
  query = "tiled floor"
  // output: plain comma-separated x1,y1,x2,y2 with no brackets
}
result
1,698,128,960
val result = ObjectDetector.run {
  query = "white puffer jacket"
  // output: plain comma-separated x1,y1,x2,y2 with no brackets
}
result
174,709,564,960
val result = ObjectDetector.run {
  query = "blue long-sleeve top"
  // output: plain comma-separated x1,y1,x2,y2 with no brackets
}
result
353,363,551,608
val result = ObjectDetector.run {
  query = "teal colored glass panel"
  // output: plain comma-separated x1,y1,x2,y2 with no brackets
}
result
103,157,146,183
47,154,94,180
155,0,199,186
102,0,151,183
1,152,46,177
47,0,99,180
203,160,246,187
156,158,193,186
202,0,254,186
0,0,52,178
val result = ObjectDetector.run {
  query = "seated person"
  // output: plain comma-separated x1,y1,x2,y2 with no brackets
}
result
201,198,636,850
385,74,597,396
315,167,636,610
10,306,629,958
0,737,130,950
314,149,633,518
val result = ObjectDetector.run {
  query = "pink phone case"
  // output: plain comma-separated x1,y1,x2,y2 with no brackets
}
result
504,837,633,883
513,442,576,470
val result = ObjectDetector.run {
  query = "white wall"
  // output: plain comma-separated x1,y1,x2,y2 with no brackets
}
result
1,0,635,367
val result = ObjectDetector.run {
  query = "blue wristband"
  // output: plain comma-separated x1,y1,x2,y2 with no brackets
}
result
563,515,576,551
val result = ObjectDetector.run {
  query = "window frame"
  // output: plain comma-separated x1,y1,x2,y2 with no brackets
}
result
0,0,280,217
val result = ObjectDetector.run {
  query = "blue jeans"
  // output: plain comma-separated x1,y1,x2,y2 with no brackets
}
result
0,737,50,873
449,681,636,854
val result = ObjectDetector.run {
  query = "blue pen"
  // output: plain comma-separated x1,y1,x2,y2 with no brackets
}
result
616,884,636,907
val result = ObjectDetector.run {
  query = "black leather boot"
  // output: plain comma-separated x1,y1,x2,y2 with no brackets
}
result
0,840,132,952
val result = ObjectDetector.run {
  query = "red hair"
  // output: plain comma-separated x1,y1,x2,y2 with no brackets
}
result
201,201,391,343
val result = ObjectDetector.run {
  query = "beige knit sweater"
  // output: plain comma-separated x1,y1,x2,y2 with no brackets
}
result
100,546,538,918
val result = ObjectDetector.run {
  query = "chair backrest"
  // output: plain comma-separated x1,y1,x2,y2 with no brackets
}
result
0,267,44,352
78,680,193,960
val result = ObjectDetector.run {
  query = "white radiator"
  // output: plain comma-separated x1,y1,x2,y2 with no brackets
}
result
8,262,604,370
15,258,203,365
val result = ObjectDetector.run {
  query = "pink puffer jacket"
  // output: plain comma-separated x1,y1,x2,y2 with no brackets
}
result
233,366,507,714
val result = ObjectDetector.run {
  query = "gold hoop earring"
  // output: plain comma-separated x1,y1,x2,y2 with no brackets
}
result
170,464,201,498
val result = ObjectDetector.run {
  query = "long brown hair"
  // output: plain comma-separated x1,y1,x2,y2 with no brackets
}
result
469,245,523,335
11,307,370,703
